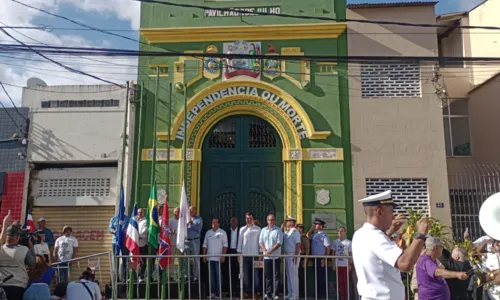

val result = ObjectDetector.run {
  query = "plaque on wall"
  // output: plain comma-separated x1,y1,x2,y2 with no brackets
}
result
311,213,337,230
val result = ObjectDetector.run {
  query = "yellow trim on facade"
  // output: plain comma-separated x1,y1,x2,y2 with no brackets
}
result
173,52,204,88
163,80,330,141
285,162,292,218
297,160,303,223
141,23,347,43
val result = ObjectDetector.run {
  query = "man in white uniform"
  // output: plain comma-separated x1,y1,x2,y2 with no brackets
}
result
352,190,430,300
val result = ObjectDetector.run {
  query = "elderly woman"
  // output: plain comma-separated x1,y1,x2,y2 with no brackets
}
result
415,237,469,300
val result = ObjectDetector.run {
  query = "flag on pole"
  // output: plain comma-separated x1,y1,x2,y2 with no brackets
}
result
147,180,160,249
125,204,140,262
23,210,35,233
158,195,171,270
177,182,189,253
115,185,126,255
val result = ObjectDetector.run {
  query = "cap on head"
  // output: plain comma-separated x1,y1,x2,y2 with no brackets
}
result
7,225,21,237
313,218,326,226
62,225,72,233
38,217,45,222
285,216,296,222
358,190,398,207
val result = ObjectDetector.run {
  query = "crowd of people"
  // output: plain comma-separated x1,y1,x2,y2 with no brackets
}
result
111,205,356,300
352,190,500,300
0,212,101,300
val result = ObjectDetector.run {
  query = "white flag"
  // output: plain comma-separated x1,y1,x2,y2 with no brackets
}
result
177,182,189,252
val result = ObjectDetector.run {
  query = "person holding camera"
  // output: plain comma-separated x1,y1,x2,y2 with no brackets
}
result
0,224,36,300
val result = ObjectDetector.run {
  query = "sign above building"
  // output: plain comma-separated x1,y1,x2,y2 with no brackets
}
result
175,86,308,140
204,7,281,18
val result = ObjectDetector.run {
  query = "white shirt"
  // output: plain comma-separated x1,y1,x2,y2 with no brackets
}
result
332,238,352,267
66,279,102,300
138,218,148,247
55,236,78,262
230,228,238,249
237,225,261,256
352,223,404,300
485,253,500,299
203,228,228,261
169,217,179,246
473,236,493,252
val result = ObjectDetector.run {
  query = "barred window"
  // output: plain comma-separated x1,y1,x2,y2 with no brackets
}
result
39,178,111,197
361,63,421,98
366,178,429,215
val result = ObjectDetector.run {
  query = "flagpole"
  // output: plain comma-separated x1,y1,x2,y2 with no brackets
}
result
179,86,188,300
161,82,173,299
128,82,144,299
146,67,159,300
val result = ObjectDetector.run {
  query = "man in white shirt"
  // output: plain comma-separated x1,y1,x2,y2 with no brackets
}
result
137,208,149,281
168,207,180,280
352,190,430,300
54,225,79,283
66,269,102,300
202,217,228,299
283,216,301,300
331,226,352,300
238,212,262,298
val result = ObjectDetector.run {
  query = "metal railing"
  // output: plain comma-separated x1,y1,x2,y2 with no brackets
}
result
51,251,113,288
113,253,359,300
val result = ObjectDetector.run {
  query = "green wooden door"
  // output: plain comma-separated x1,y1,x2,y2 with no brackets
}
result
200,115,283,230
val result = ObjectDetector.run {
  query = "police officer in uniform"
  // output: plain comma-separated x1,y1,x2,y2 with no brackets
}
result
307,218,331,299
352,190,430,300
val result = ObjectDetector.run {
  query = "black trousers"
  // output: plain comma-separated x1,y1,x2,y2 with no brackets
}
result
224,248,239,294
138,245,151,279
3,286,25,300
298,258,307,298
315,258,327,299
264,258,281,298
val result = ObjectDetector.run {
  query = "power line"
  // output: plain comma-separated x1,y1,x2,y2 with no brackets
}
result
0,26,125,87
0,81,125,93
4,43,500,63
0,99,25,134
0,81,26,119
137,0,500,31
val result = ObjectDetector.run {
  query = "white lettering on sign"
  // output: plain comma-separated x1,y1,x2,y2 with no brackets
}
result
176,86,308,140
204,7,281,18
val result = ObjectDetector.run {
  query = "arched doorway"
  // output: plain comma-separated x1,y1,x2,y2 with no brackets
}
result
200,115,284,230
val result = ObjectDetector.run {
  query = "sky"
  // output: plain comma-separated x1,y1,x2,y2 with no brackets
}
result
0,0,484,107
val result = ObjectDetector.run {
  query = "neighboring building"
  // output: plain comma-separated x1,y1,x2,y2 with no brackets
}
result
437,0,500,240
21,81,134,283
136,0,352,235
347,0,451,228
0,107,29,221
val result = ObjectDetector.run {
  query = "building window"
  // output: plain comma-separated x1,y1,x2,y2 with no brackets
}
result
40,100,120,108
361,63,421,98
443,98,471,156
366,178,429,216
39,177,111,197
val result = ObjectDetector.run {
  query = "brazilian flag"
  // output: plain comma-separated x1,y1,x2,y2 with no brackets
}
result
147,180,160,249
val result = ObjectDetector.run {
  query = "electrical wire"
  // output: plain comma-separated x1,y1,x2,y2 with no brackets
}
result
136,0,500,31
0,100,24,134
0,27,125,87
0,81,26,119
0,81,125,93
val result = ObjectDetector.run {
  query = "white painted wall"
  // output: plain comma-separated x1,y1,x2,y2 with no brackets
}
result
22,85,127,163
31,167,117,206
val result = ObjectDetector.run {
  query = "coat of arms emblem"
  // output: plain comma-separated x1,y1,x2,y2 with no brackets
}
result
316,189,330,206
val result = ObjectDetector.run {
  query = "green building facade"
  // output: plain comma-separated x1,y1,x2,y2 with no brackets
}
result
133,0,353,235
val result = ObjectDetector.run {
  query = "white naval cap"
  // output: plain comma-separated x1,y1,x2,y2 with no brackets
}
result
358,190,398,207
285,216,296,222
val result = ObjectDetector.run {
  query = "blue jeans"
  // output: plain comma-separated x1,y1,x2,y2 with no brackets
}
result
56,262,71,283
209,261,221,296
184,239,200,280
23,283,50,300
243,256,260,293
